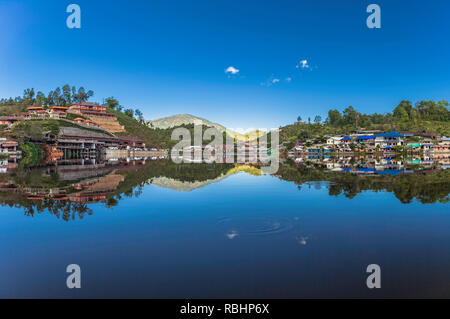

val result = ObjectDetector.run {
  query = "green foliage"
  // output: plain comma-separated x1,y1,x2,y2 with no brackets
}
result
10,119,111,141
11,120,59,142
19,142,44,167
288,100,450,143
0,104,25,116
124,109,134,118
0,85,94,107
278,161,450,204
105,97,119,110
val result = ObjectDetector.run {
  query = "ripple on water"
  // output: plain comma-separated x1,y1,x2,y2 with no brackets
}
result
219,216,299,237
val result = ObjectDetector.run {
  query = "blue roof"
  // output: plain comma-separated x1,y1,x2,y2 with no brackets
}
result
358,168,376,172
341,136,352,141
376,131,402,138
377,169,402,176
383,146,395,150
357,135,375,140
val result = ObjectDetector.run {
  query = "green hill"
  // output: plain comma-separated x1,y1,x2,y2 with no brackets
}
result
147,114,225,131
108,109,179,148
147,113,265,142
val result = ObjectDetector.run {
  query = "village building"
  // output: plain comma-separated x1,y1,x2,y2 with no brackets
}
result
0,116,25,127
68,102,125,133
375,132,404,149
434,137,450,153
48,106,69,119
68,102,107,115
356,135,376,149
326,136,342,145
26,106,47,118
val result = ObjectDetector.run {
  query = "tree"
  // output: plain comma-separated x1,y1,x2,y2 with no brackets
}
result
393,105,409,122
73,87,94,103
34,92,46,106
297,116,302,122
47,91,54,106
53,87,63,106
105,97,119,110
327,109,342,127
124,109,134,118
343,106,359,126
62,84,72,105
23,88,35,105
134,109,144,122
314,115,322,124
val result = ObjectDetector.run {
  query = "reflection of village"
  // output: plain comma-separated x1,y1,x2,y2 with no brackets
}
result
288,130,450,174
0,156,167,204
173,142,273,165
290,153,449,176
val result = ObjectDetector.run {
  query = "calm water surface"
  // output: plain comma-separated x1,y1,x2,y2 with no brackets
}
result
0,159,449,298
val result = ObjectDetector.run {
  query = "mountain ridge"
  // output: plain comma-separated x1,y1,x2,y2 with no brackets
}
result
147,114,266,141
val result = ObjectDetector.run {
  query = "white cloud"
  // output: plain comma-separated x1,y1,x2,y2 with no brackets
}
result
225,66,240,74
261,75,281,87
296,59,309,69
285,77,292,82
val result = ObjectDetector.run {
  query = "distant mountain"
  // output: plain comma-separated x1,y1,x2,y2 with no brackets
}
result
147,114,225,131
149,165,262,191
147,113,265,142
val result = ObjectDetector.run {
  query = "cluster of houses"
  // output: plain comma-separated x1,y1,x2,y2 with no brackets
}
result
290,130,450,156
22,102,108,119
0,102,125,133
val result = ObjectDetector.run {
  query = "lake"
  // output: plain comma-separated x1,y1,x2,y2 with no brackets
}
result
0,157,449,298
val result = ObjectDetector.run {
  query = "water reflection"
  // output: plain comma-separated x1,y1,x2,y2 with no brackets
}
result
0,154,449,220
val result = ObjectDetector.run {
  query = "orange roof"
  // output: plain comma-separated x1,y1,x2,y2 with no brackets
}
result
27,106,44,110
74,118,84,121
51,106,69,110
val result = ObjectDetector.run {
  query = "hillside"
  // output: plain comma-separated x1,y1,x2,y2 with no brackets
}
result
108,109,177,148
147,113,265,142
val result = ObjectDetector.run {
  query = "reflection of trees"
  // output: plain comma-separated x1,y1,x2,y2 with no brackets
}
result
0,192,92,222
31,200,93,221
2,159,448,222
0,160,233,221
277,161,450,204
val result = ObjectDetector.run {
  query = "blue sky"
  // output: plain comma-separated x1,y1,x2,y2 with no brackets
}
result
0,0,449,129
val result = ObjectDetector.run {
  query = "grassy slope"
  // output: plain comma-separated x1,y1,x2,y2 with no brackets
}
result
108,109,176,148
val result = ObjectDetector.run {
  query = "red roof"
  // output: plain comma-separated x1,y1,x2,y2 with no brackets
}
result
27,106,44,110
